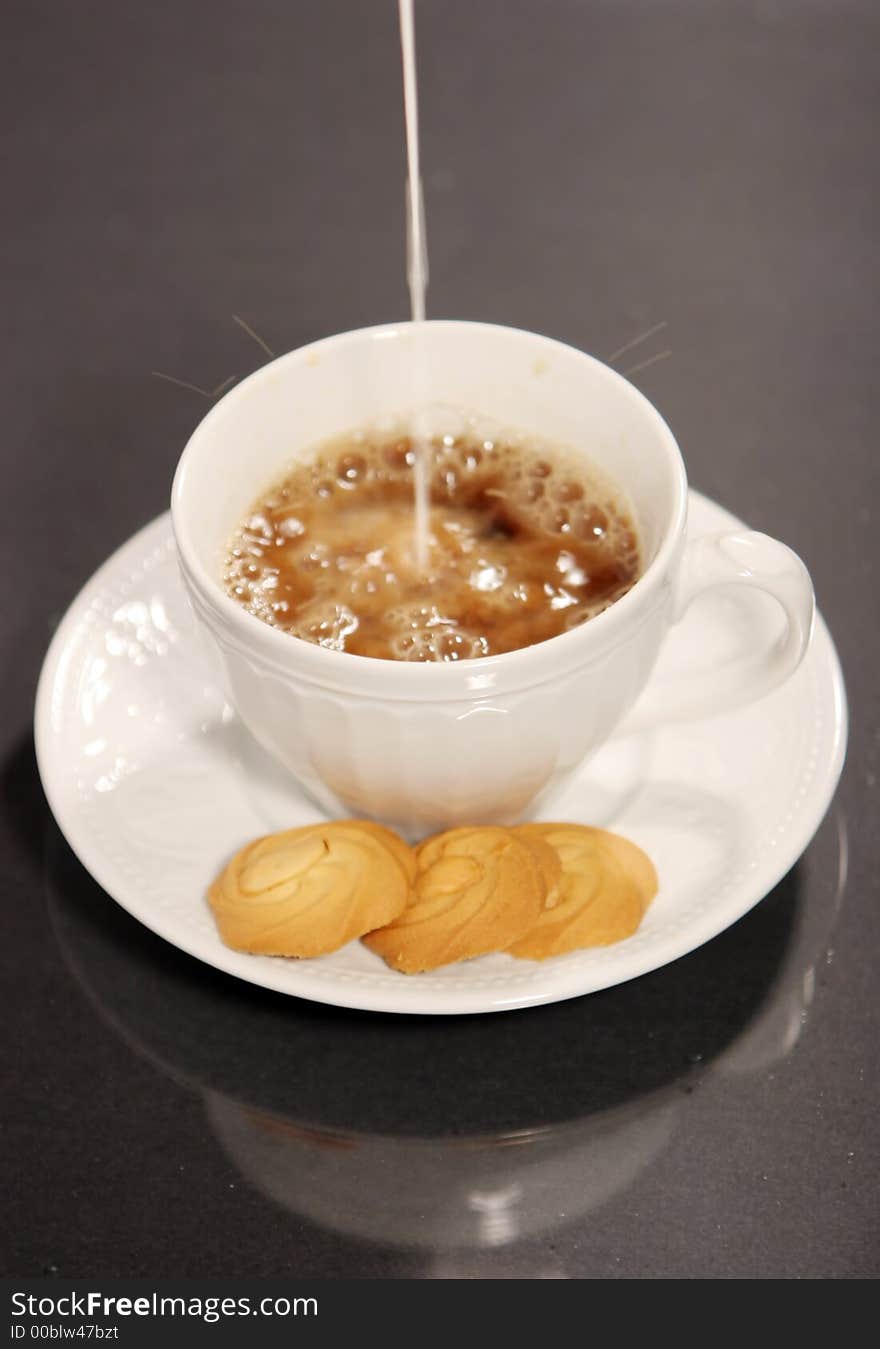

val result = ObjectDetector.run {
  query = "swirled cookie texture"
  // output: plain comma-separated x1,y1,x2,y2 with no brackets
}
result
362,825,549,973
506,823,657,959
209,821,413,957
519,832,564,908
342,819,418,887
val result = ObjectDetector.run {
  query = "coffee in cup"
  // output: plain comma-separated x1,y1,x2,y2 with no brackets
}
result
223,423,641,661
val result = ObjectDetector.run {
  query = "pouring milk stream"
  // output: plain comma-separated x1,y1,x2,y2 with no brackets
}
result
398,0,431,572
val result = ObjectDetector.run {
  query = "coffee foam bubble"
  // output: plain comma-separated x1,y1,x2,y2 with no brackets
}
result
383,602,490,662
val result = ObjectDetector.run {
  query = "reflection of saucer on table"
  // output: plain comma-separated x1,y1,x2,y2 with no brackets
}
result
35,489,846,1014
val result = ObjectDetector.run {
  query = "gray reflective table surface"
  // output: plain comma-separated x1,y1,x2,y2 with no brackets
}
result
3,0,877,1278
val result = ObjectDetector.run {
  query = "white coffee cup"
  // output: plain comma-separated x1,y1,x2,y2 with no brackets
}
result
171,320,814,835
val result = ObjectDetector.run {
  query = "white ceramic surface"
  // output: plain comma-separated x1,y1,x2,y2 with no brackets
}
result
34,492,847,1015
171,321,815,834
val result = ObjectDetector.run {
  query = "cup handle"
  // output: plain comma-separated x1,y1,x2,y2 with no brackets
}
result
622,530,815,731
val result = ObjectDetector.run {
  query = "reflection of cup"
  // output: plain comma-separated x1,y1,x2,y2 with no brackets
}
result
204,1095,678,1253
171,320,814,834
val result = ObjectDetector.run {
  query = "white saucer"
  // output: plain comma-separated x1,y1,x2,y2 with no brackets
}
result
35,492,847,1015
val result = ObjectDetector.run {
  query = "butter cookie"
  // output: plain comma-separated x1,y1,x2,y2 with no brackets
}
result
209,821,413,957
363,825,547,973
508,823,657,959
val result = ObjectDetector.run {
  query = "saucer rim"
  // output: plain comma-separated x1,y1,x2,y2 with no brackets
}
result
34,492,848,1015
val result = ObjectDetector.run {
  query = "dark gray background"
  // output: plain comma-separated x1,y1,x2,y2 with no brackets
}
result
3,0,877,1278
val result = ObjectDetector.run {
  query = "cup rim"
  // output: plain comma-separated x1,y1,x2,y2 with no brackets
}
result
171,319,687,696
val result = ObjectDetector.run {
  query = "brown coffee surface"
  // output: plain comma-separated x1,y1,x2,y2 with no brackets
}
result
224,429,641,660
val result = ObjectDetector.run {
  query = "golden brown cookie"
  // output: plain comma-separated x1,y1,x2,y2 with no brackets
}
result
517,832,563,908
209,820,414,958
363,825,548,973
507,823,657,959
344,819,419,886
